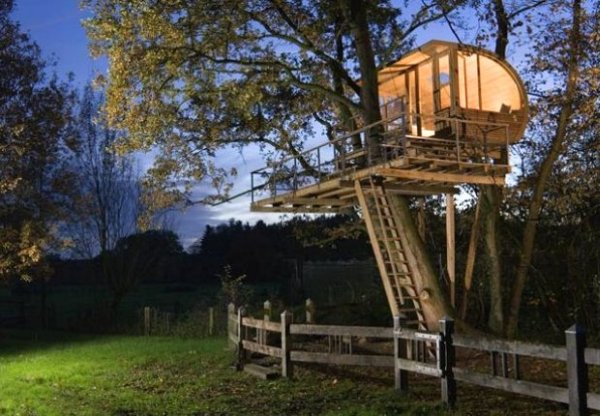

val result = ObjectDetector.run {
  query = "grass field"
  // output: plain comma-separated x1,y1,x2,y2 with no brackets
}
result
0,331,451,416
0,331,577,416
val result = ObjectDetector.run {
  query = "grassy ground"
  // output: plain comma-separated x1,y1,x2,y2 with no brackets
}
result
0,331,447,416
0,331,583,416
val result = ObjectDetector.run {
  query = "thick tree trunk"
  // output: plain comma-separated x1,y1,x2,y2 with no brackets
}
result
475,0,509,333
390,194,454,328
505,0,582,338
345,0,452,326
345,0,383,160
482,187,503,334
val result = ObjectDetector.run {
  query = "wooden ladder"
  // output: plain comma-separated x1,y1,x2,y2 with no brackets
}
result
355,177,427,330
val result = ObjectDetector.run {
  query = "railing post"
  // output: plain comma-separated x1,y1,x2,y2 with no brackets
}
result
281,310,293,378
454,119,460,162
394,315,409,392
566,324,588,416
440,317,456,408
236,307,247,370
305,298,315,324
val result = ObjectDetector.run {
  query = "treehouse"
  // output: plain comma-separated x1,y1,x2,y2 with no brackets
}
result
246,40,529,330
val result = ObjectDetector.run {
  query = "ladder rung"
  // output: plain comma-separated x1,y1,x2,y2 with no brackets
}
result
388,271,410,276
402,320,424,326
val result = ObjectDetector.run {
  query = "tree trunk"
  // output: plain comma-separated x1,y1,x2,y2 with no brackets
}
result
344,0,452,325
344,0,383,160
505,0,582,338
390,194,454,328
475,0,509,333
482,187,503,334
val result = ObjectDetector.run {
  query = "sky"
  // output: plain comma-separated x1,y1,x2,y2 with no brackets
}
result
12,0,286,249
11,1,481,249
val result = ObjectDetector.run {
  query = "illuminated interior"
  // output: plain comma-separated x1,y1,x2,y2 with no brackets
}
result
377,40,528,144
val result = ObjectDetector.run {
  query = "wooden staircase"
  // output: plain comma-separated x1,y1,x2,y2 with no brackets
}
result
355,177,427,330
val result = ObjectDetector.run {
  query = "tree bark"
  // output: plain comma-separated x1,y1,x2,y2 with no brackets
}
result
505,0,582,338
482,187,503,334
344,0,383,160
390,194,454,329
475,0,509,333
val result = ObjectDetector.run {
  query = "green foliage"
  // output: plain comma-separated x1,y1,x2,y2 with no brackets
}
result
82,0,459,206
217,264,253,307
0,2,77,280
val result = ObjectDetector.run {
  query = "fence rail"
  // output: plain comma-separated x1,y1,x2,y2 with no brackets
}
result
228,302,600,415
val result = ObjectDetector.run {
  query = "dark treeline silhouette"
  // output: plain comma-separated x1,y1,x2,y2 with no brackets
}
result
47,215,371,287
188,216,372,284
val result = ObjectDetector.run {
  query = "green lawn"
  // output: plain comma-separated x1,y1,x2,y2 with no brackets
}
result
0,332,450,416
0,332,574,415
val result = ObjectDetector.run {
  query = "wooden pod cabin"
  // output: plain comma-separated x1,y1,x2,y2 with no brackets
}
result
249,41,529,214
245,41,529,329
378,40,528,145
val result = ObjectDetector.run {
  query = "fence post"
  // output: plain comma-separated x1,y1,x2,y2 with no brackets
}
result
208,307,214,336
440,317,456,408
260,300,272,345
144,306,151,336
236,307,247,371
227,303,236,350
281,310,293,379
305,298,315,324
566,324,588,416
393,315,409,392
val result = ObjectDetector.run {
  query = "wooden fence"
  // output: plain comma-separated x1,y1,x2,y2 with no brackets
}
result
227,302,600,416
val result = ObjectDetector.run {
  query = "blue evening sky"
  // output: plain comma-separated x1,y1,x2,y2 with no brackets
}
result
12,1,488,249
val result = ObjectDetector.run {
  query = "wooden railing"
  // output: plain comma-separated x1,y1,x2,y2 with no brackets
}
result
249,111,510,203
228,304,600,415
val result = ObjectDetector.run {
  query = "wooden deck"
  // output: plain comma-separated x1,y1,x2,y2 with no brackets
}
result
249,113,510,213
251,155,509,213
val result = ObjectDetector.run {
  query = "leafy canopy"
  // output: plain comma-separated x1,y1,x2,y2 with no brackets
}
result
0,1,77,280
84,0,457,205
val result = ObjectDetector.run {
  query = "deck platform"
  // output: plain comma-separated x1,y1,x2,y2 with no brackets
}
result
250,130,509,213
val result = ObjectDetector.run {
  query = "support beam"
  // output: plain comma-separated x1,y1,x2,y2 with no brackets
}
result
377,168,506,186
250,205,344,213
460,198,482,319
445,193,456,307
